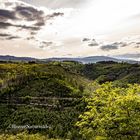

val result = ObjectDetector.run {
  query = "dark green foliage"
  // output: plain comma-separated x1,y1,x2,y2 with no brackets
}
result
0,62,87,139
80,62,140,84
1,61,140,139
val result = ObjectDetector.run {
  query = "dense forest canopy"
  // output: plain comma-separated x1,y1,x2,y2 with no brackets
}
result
0,61,140,139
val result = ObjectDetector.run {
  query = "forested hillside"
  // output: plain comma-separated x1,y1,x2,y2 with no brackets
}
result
0,61,140,139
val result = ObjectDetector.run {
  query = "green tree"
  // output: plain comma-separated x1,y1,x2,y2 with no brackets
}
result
76,82,140,140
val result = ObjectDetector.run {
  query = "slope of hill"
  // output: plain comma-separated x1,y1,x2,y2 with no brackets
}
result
79,62,140,85
0,61,140,139
0,61,88,139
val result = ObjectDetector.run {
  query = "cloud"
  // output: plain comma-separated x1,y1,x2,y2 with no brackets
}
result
100,41,129,51
47,12,64,19
39,41,53,48
0,33,20,40
82,38,90,42
88,39,98,47
82,37,99,47
112,42,127,47
0,33,11,37
26,36,35,40
0,3,45,31
6,36,20,40
0,0,64,41
131,42,140,48
42,41,53,45
15,5,44,20
15,5,47,27
21,0,88,9
0,9,16,20
34,40,53,49
100,44,118,51
34,21,45,26
16,24,40,31
88,42,98,47
0,22,13,29
0,21,40,31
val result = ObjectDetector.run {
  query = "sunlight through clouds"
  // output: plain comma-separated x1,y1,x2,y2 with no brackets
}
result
0,0,140,59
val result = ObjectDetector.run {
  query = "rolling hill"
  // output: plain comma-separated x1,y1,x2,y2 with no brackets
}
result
0,55,139,64
0,61,140,139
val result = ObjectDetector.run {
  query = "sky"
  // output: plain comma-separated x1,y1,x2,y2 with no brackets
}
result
0,0,140,60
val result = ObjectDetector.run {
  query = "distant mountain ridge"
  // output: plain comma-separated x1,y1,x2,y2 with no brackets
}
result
0,55,36,61
45,56,119,63
43,56,140,64
0,55,139,64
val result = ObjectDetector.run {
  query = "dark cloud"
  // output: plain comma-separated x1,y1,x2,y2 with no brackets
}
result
27,36,35,40
0,22,13,29
15,6,64,27
88,42,98,47
0,0,65,45
134,42,140,48
0,21,40,31
111,41,140,49
122,41,140,48
39,41,53,48
112,42,127,47
15,5,44,20
16,25,40,31
136,42,140,45
100,41,129,51
6,36,20,40
0,33,20,40
82,38,90,42
48,12,64,18
34,21,45,26
82,37,99,47
15,5,46,30
34,12,64,26
30,32,37,35
0,33,11,37
34,40,53,49
101,44,118,51
0,9,16,20
0,1,64,40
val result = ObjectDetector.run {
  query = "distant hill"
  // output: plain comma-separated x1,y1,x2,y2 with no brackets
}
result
44,56,139,64
0,55,139,64
0,55,36,61
45,56,118,63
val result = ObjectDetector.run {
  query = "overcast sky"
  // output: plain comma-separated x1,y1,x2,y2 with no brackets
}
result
0,0,140,60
